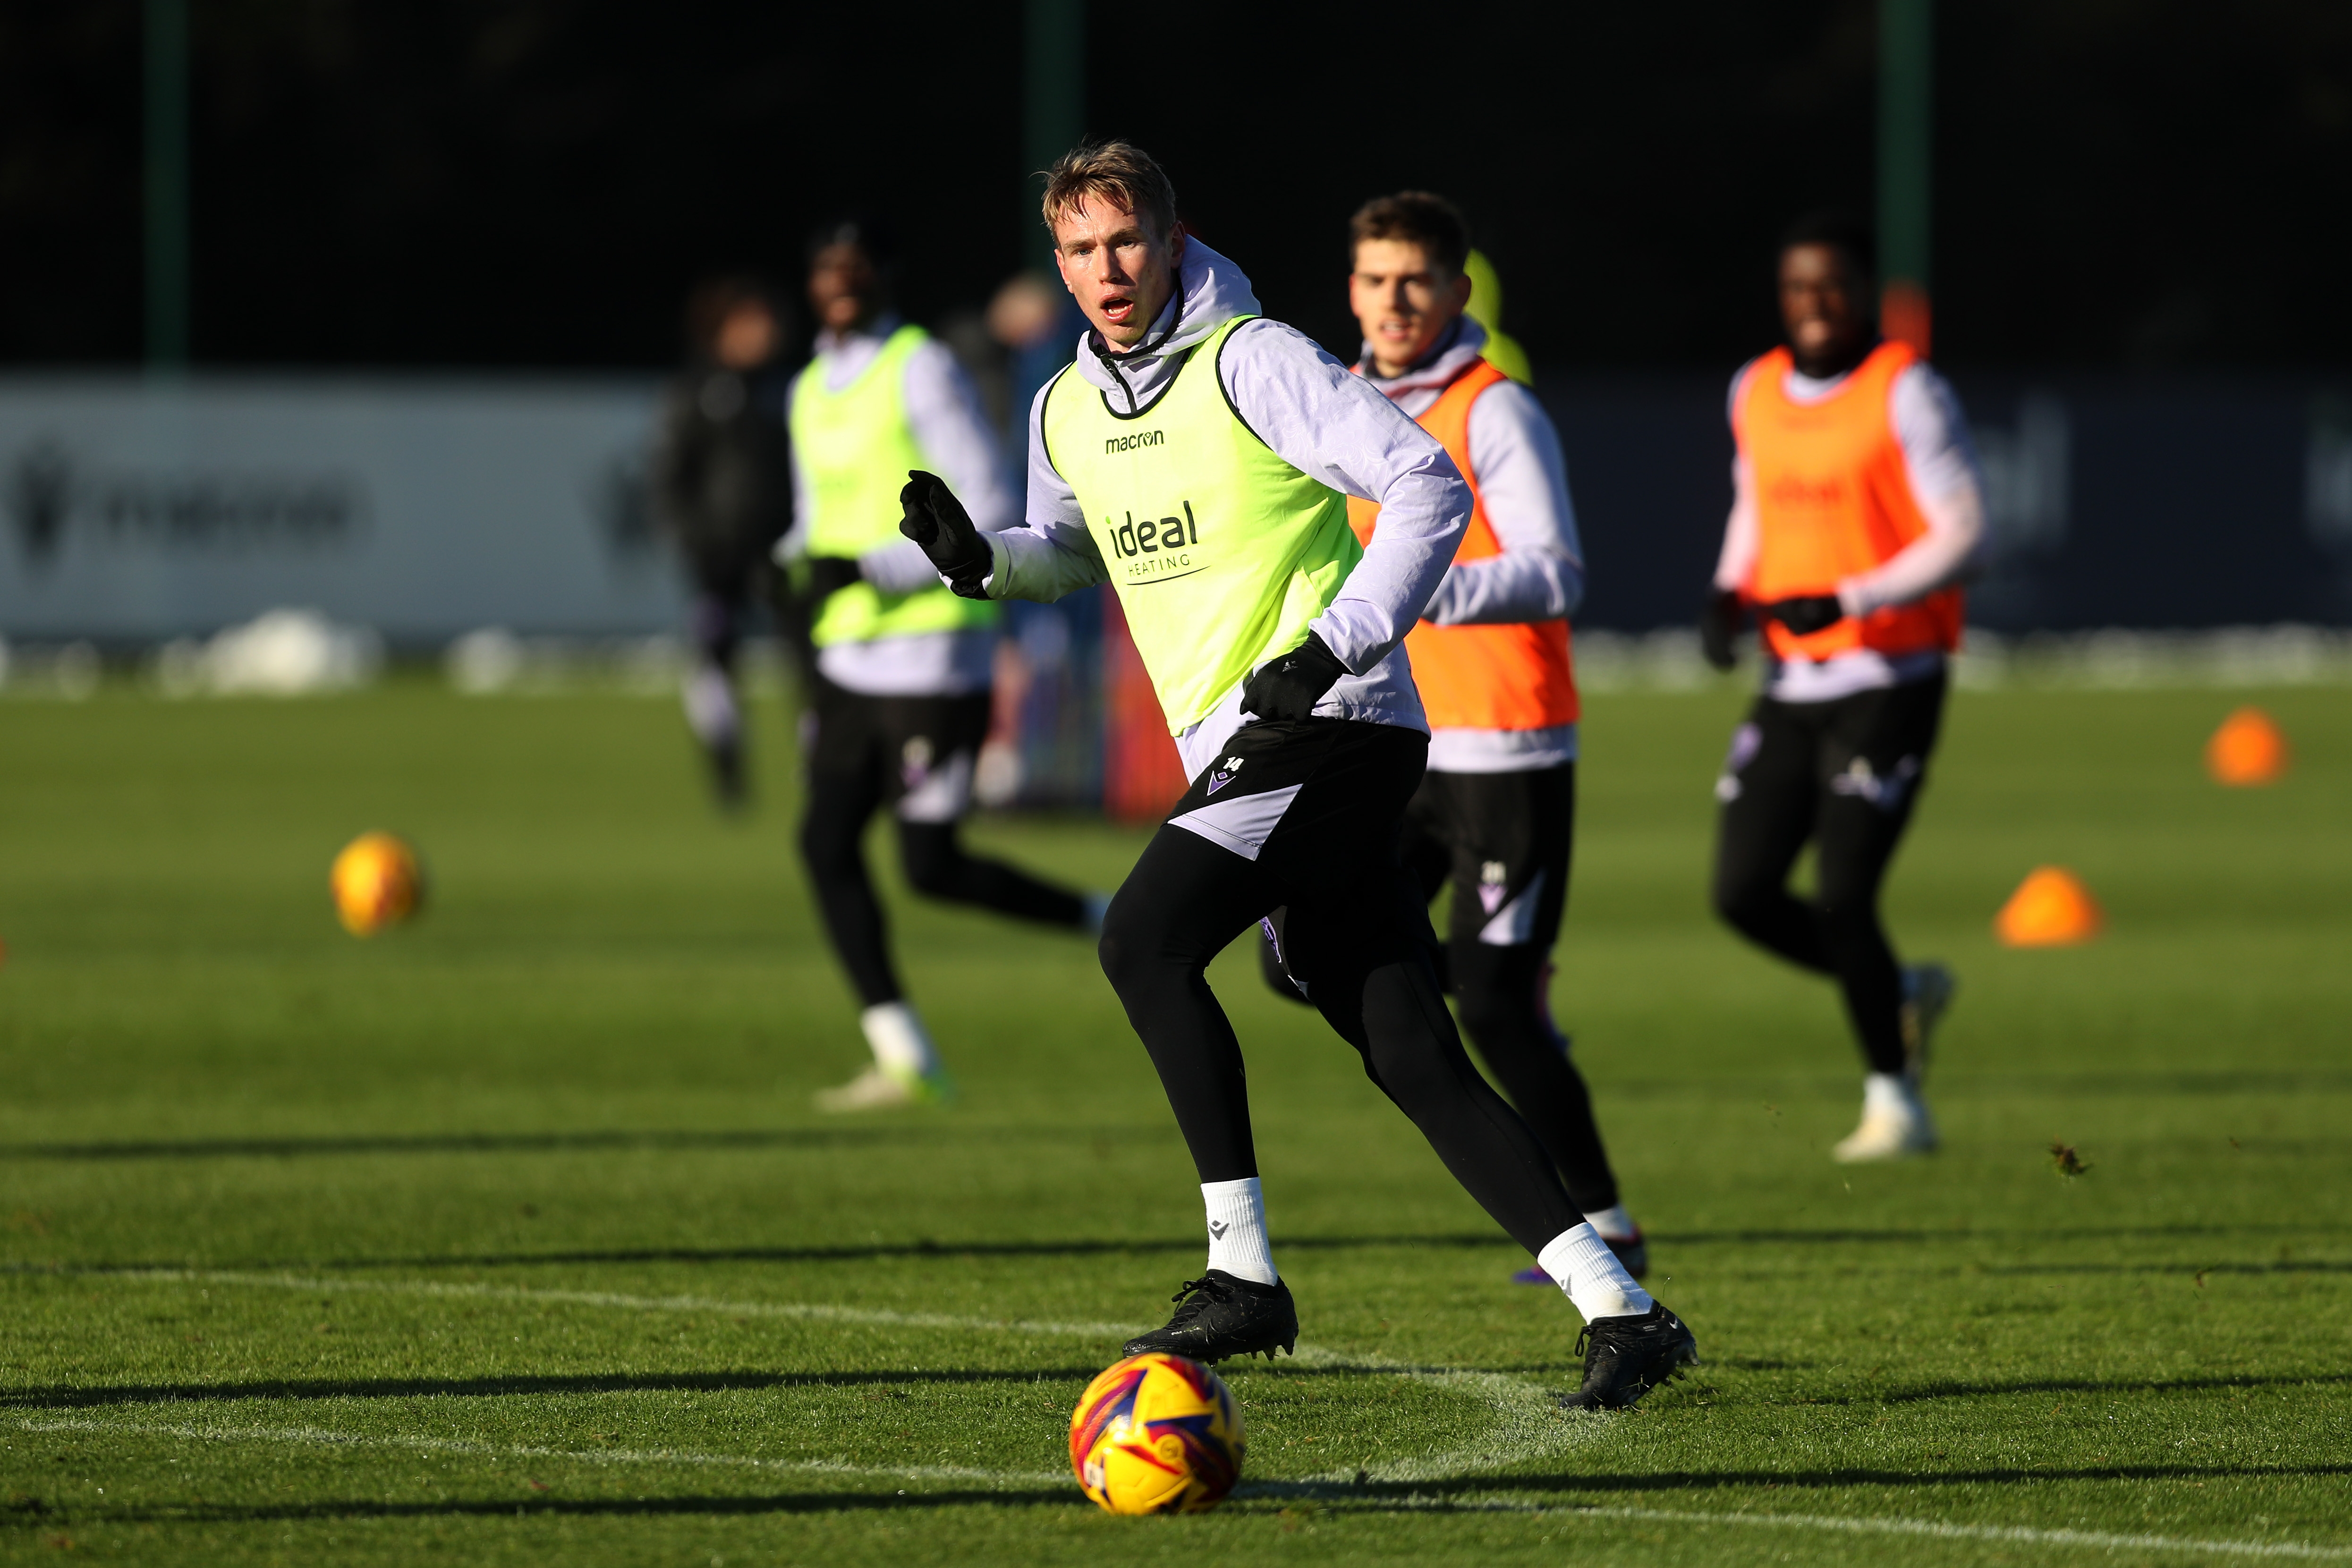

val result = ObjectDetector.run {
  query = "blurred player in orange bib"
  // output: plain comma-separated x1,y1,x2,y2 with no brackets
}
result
1259,193,1645,1279
1700,213,1983,1161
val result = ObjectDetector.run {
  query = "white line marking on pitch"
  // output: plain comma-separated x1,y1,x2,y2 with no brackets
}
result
72,1267,1601,1483
18,1417,2344,1560
60,1266,2345,1560
95,1268,1141,1340
1234,1494,2350,1561
16,1415,1062,1489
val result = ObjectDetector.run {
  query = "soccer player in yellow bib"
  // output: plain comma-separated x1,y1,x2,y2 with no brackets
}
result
780,218,1103,1114
898,142,1697,1409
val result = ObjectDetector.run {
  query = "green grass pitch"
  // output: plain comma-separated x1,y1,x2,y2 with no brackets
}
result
1,676,2346,1566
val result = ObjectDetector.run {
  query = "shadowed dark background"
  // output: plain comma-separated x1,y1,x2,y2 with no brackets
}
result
5,0,2349,372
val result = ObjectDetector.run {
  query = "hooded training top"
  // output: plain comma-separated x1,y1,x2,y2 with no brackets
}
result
1713,345,1986,704
980,238,1471,780
1355,316,1585,772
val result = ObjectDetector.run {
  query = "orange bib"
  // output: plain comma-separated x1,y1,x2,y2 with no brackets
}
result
1348,358,1579,732
1733,341,1962,661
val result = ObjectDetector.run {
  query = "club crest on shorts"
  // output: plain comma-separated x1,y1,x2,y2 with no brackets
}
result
1716,721,1763,802
1478,859,1510,915
901,735,935,790
1830,754,1921,813
1205,756,1244,795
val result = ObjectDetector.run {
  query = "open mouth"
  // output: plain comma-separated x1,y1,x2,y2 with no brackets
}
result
1097,294,1137,326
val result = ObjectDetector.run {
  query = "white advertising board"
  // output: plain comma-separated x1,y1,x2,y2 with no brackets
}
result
0,375,682,643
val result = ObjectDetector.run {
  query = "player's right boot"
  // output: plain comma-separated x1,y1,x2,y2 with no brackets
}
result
1559,1301,1700,1411
1121,1271,1298,1364
813,1062,953,1113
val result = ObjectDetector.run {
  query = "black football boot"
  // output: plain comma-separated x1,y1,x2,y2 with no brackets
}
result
1559,1301,1699,1411
1121,1271,1299,1363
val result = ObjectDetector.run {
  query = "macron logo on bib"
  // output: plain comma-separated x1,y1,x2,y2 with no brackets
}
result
1104,430,1165,454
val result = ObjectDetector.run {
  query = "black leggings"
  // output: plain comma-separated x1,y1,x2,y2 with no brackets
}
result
1403,764,1618,1214
1098,720,1581,1257
799,687,1085,1008
1711,674,1947,1074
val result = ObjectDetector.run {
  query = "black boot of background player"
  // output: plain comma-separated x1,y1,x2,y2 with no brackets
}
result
708,737,747,810
1122,1271,1299,1363
1560,1301,1699,1411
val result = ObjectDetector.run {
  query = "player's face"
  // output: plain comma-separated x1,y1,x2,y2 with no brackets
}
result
1779,243,1868,373
808,243,880,336
1052,197,1185,352
713,300,778,370
1350,238,1472,377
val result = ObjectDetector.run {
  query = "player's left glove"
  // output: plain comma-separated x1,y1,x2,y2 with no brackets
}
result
897,469,993,599
1240,632,1349,723
794,555,864,600
1760,594,1846,637
1699,587,1744,671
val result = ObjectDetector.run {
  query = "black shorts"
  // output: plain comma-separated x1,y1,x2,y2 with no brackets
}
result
1716,675,1947,825
806,682,993,823
1161,717,1434,979
1403,763,1574,953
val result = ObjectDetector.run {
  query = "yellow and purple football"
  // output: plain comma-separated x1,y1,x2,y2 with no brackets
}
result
330,831,424,936
1069,1352,1244,1515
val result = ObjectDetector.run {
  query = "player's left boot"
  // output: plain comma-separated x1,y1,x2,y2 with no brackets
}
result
1121,1271,1298,1364
1900,962,1957,1081
708,738,747,811
1832,1073,1937,1162
1559,1301,1700,1411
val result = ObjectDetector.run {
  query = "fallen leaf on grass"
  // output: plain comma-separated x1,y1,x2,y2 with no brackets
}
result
2048,1141,2092,1179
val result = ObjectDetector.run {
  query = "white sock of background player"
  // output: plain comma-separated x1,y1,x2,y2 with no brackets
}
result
859,1002,940,1080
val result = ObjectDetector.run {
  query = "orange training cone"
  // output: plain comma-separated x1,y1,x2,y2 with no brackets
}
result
1994,866,2104,948
2205,706,2290,787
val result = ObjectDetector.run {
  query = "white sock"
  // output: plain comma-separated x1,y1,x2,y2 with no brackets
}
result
1582,1204,1637,1242
860,1002,939,1079
1201,1177,1278,1286
1538,1223,1655,1323
1864,1071,1916,1116
680,664,739,747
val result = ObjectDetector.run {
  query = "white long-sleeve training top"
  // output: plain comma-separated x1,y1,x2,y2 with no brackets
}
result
1357,316,1585,772
1713,355,1987,703
780,315,1022,697
981,237,1471,779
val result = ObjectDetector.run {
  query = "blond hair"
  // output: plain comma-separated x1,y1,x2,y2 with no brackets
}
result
1041,140,1179,238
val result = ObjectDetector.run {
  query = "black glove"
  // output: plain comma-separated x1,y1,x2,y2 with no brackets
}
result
796,555,863,600
1699,587,1744,671
897,469,992,599
1240,632,1349,723
1760,594,1846,637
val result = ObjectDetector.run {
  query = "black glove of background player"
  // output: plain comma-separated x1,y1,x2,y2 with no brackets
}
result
1240,632,1349,723
897,469,993,600
1759,593,1846,637
1699,587,1744,671
796,555,864,600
